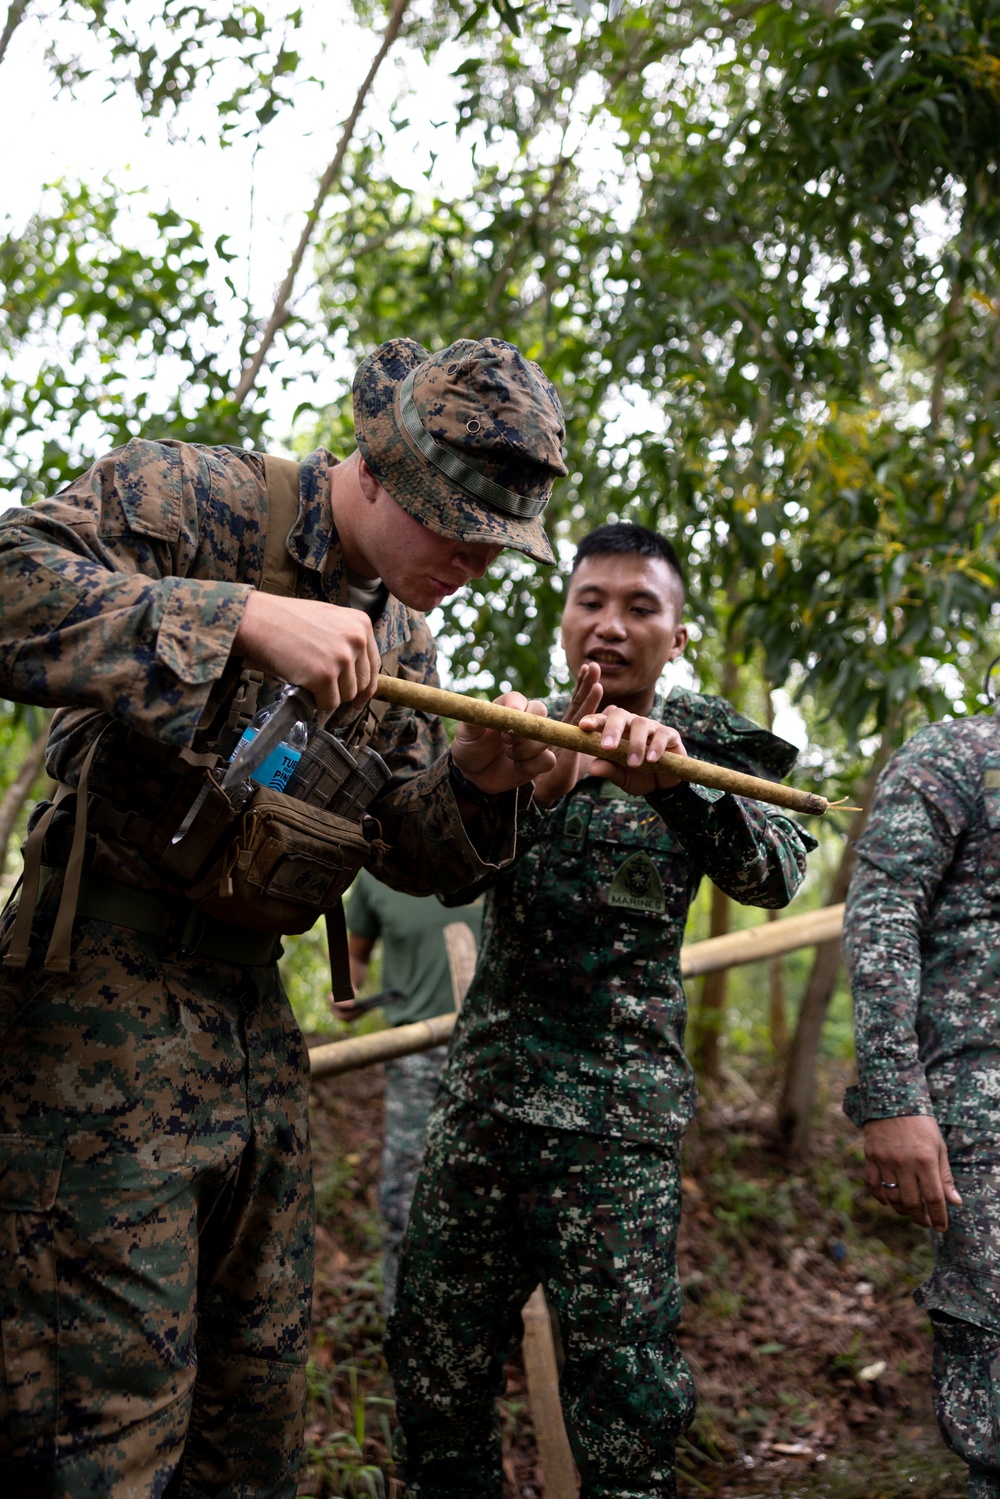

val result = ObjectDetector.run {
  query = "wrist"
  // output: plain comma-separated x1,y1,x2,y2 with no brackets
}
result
448,752,498,812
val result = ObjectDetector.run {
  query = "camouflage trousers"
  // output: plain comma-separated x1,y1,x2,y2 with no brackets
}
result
914,1126,1000,1497
0,906,313,1498
386,1092,695,1499
379,1046,447,1316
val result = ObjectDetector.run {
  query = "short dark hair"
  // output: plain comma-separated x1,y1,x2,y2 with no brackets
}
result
570,522,685,598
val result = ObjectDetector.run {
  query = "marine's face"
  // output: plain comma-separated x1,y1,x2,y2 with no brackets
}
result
560,552,688,710
357,482,503,611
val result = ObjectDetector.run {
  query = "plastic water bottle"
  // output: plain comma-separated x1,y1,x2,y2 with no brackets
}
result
231,697,309,792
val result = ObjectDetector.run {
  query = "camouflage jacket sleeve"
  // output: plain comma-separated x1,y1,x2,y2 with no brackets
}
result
645,782,815,907
362,612,529,898
436,794,550,907
842,728,972,1126
0,441,255,746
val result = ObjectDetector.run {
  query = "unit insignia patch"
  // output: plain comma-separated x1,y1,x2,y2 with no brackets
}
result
608,851,666,913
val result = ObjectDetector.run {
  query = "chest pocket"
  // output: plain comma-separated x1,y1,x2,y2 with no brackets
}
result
552,784,683,921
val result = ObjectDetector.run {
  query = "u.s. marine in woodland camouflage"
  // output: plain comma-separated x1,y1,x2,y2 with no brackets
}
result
387,524,816,1499
844,715,1000,1499
0,337,573,1498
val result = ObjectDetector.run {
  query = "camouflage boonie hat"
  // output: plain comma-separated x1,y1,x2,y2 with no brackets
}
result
353,337,567,565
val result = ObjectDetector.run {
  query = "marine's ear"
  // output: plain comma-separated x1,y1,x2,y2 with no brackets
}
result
356,455,382,504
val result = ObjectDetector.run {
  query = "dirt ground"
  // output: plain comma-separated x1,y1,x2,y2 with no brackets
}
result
302,1053,968,1499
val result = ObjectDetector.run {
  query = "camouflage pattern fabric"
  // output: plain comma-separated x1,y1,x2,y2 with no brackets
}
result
387,1094,694,1499
0,439,525,900
379,1047,449,1316
843,715,1000,1497
0,887,312,1497
441,687,816,1143
353,338,566,566
918,1128,1000,1495
0,439,527,1491
843,715,1000,1132
388,691,813,1495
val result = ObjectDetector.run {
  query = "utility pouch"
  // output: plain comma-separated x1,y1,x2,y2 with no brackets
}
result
184,786,375,936
156,770,247,885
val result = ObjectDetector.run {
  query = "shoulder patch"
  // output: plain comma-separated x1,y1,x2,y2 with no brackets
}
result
608,851,666,913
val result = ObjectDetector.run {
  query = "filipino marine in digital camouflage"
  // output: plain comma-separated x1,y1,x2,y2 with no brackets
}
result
442,684,817,1141
844,715,1000,1134
844,713,1000,1498
394,1100,697,1498
387,683,817,1498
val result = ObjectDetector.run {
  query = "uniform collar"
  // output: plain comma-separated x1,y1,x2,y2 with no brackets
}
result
287,447,410,657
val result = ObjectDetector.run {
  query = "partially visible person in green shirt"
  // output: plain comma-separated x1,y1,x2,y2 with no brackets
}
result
338,868,483,1311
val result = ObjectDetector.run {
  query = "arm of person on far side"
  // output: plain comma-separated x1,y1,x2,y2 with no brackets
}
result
843,735,973,1233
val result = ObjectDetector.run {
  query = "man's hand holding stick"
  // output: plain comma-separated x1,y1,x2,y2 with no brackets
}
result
374,674,844,818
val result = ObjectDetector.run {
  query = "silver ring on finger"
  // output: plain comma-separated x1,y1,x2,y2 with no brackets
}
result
880,1180,899,1190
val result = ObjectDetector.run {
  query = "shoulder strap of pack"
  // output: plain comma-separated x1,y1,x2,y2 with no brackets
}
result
260,455,302,598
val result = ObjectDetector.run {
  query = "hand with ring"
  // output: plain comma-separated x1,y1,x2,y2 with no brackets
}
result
862,1115,961,1232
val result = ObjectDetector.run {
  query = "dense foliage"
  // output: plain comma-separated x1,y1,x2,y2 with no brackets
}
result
3,0,1000,1081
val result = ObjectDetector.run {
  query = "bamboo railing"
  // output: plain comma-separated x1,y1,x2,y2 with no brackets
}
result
309,903,845,1080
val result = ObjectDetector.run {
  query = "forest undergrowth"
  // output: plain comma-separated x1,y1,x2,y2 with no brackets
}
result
301,1053,967,1499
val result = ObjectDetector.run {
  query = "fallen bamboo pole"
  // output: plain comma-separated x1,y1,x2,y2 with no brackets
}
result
309,1011,456,1078
521,1287,577,1498
374,674,832,818
309,903,846,1080
679,902,844,977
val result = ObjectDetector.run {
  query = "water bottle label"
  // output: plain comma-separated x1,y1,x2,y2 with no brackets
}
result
233,728,302,792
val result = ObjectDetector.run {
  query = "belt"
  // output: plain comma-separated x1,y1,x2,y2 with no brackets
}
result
72,871,281,967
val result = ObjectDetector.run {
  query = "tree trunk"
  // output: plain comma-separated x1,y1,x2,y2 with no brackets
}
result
767,908,787,1055
0,727,48,882
692,645,740,1082
763,689,786,1055
0,0,30,70
694,881,731,1081
776,741,893,1157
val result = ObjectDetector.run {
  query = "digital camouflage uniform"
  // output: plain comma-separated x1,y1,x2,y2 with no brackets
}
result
387,687,816,1499
844,715,1000,1499
0,438,528,1498
345,869,483,1313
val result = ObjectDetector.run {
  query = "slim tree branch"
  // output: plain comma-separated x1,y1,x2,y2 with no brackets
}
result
232,0,411,408
0,0,31,69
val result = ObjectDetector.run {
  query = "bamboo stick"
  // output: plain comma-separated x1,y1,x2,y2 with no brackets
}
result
679,903,844,977
374,675,831,817
309,1012,456,1078
308,904,845,1080
521,1287,578,1498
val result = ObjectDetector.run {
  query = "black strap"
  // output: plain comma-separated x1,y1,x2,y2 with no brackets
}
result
326,902,355,1004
